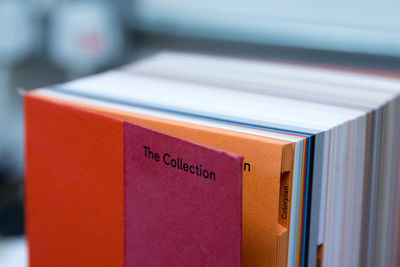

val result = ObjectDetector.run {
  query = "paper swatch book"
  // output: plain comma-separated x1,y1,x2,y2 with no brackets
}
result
25,52,400,267
25,96,244,267
25,92,299,267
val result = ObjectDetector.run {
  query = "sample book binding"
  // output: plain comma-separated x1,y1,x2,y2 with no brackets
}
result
24,52,400,267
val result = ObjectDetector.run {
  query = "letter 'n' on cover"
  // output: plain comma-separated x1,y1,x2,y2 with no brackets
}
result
124,122,243,267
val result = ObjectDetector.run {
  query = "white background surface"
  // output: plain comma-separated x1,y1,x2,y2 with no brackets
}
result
0,237,27,267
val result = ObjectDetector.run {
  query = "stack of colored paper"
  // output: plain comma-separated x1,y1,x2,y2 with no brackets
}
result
25,52,400,267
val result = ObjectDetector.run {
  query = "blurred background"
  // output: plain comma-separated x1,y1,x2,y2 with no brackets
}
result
0,0,399,265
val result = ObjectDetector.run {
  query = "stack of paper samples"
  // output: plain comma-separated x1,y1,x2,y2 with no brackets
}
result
25,52,400,267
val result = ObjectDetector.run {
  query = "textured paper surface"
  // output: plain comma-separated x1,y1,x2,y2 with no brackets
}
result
124,122,243,267
25,95,125,267
35,93,293,267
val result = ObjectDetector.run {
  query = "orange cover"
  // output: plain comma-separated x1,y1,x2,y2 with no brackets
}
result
25,96,125,267
27,92,295,267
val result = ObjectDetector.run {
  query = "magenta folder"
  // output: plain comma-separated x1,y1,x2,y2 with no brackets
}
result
124,122,243,267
